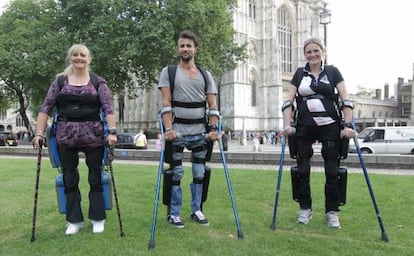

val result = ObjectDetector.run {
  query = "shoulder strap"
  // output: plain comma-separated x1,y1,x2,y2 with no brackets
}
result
167,65,177,96
57,73,100,92
197,66,209,93
167,65,209,96
324,65,336,86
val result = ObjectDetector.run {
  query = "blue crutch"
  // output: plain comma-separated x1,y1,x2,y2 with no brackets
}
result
148,116,166,249
351,123,389,242
218,117,244,239
270,131,286,230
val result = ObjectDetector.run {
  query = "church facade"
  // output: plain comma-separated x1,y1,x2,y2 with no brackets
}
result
117,0,330,134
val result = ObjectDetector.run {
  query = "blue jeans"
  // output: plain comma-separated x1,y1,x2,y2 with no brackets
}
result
170,134,207,216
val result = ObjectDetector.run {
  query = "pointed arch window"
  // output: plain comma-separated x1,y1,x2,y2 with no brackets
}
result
277,7,292,72
249,0,256,19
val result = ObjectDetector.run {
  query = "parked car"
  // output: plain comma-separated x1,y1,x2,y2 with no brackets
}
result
0,132,18,146
115,133,137,149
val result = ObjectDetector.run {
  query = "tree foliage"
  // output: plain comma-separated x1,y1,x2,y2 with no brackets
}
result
355,85,376,98
0,0,67,134
0,0,247,132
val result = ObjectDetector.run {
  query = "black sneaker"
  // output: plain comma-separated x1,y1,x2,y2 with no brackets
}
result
191,211,210,226
168,215,184,228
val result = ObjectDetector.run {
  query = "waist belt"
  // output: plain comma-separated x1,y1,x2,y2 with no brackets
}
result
57,115,100,122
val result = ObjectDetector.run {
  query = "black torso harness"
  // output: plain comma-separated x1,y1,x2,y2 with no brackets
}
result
55,74,102,122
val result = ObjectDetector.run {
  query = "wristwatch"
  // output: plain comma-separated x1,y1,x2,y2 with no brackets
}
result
343,122,353,129
109,127,117,135
210,124,218,131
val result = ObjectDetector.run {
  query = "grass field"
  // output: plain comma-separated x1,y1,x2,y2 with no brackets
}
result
0,157,413,256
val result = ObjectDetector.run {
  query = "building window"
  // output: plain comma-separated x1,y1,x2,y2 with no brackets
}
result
402,95,410,102
277,7,292,73
372,110,376,118
249,0,256,19
402,107,410,116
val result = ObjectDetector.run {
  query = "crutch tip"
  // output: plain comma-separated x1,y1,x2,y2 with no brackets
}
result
148,241,155,249
237,230,244,239
270,223,276,230
30,237,36,243
381,232,389,242
120,231,126,237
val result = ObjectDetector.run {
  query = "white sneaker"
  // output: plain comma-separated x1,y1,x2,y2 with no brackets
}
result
91,220,105,233
326,211,341,229
191,210,210,226
297,209,312,224
168,215,185,228
65,222,83,235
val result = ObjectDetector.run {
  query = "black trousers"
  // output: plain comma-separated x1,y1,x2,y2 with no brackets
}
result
295,122,341,213
58,145,106,223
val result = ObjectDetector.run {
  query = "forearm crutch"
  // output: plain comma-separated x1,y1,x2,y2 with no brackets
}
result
30,140,43,242
106,145,125,237
218,117,244,239
352,131,389,242
148,116,165,249
270,133,286,230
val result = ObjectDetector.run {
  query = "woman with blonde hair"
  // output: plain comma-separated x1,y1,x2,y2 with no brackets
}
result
281,38,355,229
32,44,117,235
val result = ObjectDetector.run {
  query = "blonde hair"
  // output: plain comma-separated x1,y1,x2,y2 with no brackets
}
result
303,38,325,53
56,44,92,77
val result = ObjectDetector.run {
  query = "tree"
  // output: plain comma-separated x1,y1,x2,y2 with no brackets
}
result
0,0,247,132
355,85,376,98
0,0,68,134
55,0,247,127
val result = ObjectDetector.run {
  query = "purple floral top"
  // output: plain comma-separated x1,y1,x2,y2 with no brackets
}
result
40,76,114,148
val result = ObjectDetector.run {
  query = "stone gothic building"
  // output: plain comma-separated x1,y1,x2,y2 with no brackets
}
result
119,0,329,135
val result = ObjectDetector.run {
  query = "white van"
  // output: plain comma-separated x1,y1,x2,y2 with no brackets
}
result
348,126,414,154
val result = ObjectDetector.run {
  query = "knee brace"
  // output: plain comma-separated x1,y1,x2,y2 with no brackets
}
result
162,169,181,206
205,141,214,161
340,137,349,160
290,166,300,202
202,166,211,203
338,166,347,206
288,135,297,159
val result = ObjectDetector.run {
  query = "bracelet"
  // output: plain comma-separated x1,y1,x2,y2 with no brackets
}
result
343,122,353,129
165,127,173,132
35,134,46,139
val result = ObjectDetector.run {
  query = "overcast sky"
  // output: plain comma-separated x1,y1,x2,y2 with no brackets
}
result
328,0,414,95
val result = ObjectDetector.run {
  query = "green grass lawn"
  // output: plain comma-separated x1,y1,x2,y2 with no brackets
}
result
0,157,413,256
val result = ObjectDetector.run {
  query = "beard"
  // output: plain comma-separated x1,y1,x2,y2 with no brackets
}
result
180,54,192,62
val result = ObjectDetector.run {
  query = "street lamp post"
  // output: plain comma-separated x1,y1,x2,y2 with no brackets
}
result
319,8,332,64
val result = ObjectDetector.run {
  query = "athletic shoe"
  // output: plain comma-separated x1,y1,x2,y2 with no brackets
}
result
191,210,210,226
326,211,341,229
65,222,83,235
168,215,184,228
91,220,105,233
297,209,312,224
